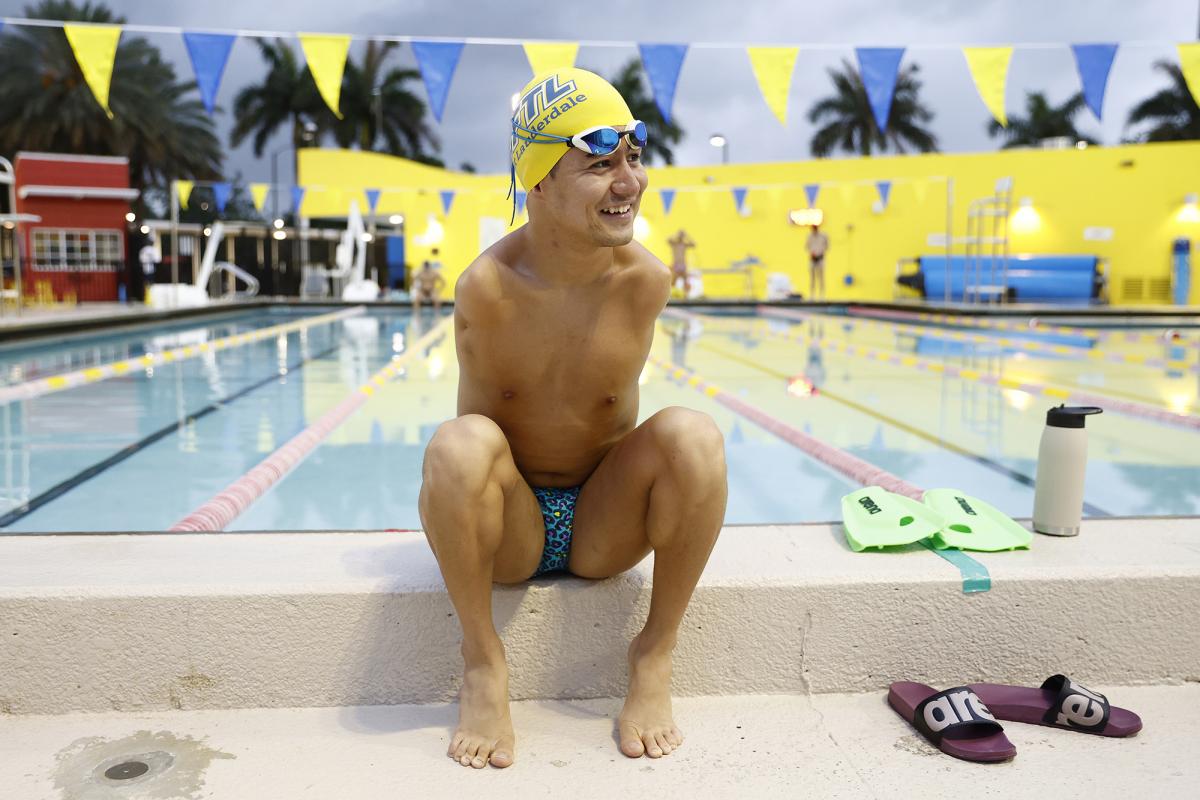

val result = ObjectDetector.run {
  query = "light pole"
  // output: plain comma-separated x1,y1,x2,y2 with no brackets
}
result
709,133,729,164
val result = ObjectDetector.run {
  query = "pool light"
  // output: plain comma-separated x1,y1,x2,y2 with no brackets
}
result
388,214,404,225
125,212,136,223
1011,197,1040,233
273,218,285,230
272,230,286,240
1179,193,1200,224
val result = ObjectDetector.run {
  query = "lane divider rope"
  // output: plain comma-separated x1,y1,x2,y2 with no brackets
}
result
170,316,452,532
0,306,367,406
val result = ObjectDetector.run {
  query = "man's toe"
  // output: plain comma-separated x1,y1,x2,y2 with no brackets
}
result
618,723,646,757
642,732,663,758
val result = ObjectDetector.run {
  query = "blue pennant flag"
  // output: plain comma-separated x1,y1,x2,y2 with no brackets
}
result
1071,43,1118,120
660,188,676,215
211,182,232,213
515,190,527,216
291,186,306,214
440,190,455,216
182,32,237,116
638,43,688,124
856,47,905,132
804,183,820,207
365,188,381,215
876,180,892,209
732,187,749,215
411,41,465,123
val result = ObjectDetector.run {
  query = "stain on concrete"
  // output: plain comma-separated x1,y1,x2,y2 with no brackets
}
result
893,734,939,757
52,730,234,799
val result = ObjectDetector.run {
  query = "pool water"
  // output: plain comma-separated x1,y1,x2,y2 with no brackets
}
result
0,305,1196,533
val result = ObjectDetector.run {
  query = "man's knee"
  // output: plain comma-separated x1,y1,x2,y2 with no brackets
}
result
646,407,726,479
423,414,510,494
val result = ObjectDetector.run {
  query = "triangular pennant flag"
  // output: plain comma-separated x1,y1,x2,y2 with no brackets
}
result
291,186,306,214
410,41,465,123
440,190,455,216
855,47,905,132
250,183,270,213
638,43,688,124
732,187,749,215
746,46,799,126
660,188,676,215
522,42,579,77
876,180,892,209
64,24,122,119
1176,43,1200,109
182,32,236,116
515,190,527,216
365,188,382,215
804,183,820,207
299,33,351,118
212,182,232,213
963,46,1013,127
175,180,194,211
1070,43,1118,120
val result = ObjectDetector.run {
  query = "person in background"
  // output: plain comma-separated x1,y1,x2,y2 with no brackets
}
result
411,260,447,312
667,229,695,297
806,224,829,300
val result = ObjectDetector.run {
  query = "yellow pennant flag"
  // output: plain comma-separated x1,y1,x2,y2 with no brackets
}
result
746,47,799,127
522,42,579,77
1179,43,1200,108
249,183,270,213
838,183,856,207
963,47,1013,127
913,178,930,206
175,180,194,211
64,24,122,119
300,33,351,118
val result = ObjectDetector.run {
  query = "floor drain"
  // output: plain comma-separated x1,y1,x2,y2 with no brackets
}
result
104,761,150,781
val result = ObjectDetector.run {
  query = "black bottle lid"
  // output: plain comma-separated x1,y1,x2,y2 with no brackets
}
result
1045,405,1104,428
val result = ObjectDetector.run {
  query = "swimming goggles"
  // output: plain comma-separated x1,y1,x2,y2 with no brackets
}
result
512,120,648,156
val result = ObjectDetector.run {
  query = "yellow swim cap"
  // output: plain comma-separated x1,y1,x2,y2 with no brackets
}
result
510,67,634,191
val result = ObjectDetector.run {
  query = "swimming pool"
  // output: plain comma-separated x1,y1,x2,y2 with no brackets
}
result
0,304,1197,533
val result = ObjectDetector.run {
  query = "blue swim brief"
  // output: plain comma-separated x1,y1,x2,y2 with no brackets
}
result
531,486,582,577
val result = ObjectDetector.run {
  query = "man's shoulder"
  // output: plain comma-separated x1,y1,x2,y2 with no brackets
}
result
615,241,671,305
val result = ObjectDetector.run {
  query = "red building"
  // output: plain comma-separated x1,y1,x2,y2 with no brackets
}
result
13,152,138,302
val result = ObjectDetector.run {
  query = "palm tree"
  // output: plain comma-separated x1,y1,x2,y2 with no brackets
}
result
229,39,327,157
1125,60,1200,142
807,59,938,157
987,92,1097,148
329,41,440,161
608,59,683,166
0,0,222,203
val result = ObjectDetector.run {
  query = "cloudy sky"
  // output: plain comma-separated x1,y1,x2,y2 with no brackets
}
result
4,0,1197,183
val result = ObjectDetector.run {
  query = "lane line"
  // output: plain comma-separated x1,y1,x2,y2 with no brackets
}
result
0,307,366,406
0,344,340,529
648,351,991,593
694,339,1110,517
670,309,1200,430
171,316,453,532
761,306,1198,373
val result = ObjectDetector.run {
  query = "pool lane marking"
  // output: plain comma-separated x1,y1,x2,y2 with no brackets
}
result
694,339,1110,518
0,306,367,406
171,315,453,532
760,306,1198,374
671,309,1200,430
842,305,1200,350
647,352,991,593
0,343,341,529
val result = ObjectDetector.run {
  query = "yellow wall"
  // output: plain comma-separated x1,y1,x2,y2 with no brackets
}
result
298,141,1200,305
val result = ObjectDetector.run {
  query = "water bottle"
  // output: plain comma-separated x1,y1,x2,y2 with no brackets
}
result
1032,405,1103,536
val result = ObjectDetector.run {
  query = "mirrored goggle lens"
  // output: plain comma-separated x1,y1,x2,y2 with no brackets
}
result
579,128,621,155
627,121,648,149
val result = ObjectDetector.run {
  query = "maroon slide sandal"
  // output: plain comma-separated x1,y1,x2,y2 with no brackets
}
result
888,682,1017,762
968,674,1143,737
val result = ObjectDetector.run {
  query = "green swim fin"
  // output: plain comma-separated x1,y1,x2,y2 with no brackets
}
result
922,489,1033,552
841,486,946,552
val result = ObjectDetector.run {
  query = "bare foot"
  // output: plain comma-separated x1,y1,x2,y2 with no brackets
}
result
448,652,516,769
617,635,684,758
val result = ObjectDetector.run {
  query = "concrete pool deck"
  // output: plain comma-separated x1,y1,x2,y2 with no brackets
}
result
2,686,1196,799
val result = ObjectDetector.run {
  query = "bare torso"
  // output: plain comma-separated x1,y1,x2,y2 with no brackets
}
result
455,228,671,487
